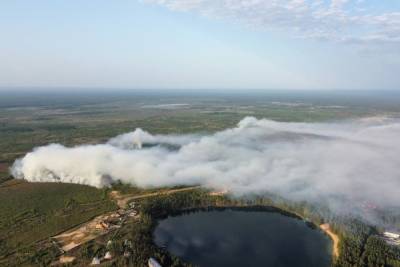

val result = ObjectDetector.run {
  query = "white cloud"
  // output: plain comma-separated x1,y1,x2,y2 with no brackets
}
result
11,117,400,225
144,0,400,45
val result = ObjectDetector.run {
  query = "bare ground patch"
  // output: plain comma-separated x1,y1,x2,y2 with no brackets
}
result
320,223,340,259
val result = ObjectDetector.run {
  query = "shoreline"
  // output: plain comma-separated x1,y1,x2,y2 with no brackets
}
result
320,223,340,259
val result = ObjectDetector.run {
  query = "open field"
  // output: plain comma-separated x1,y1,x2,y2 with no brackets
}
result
53,210,124,252
0,179,116,256
110,186,201,209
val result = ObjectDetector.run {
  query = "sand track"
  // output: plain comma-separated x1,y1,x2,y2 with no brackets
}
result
109,186,201,209
53,211,118,252
53,186,200,253
320,223,340,259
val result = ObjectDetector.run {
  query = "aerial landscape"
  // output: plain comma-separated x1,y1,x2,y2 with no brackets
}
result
1,1,400,267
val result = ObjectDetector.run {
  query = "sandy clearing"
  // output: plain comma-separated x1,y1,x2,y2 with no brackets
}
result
320,223,340,259
53,211,118,252
110,186,201,208
54,186,201,253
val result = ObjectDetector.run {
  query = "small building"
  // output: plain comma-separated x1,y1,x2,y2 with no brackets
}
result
384,232,400,240
117,209,126,216
95,221,110,230
148,257,162,267
104,251,113,260
128,210,138,217
110,223,121,229
209,189,228,196
110,213,121,218
59,256,76,264
381,231,400,246
91,257,101,265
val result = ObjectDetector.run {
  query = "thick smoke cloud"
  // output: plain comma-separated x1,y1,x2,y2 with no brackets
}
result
11,117,400,223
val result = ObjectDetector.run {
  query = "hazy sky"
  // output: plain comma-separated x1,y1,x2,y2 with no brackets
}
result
1,0,400,90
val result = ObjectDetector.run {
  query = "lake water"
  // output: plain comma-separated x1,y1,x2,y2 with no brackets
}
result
154,209,331,267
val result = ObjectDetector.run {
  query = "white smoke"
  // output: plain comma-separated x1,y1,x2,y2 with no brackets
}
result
11,117,400,223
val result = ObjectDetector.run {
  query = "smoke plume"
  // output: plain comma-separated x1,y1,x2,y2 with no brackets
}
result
11,117,400,224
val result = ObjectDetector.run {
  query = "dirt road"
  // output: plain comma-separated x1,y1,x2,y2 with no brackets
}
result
53,211,119,252
320,223,340,259
110,186,201,208
53,186,201,253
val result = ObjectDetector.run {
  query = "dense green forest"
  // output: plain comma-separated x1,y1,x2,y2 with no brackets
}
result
140,192,400,267
75,190,400,267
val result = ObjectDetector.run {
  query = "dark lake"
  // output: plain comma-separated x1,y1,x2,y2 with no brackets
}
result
153,209,332,267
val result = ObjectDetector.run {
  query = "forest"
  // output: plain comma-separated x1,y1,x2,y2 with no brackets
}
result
80,190,400,267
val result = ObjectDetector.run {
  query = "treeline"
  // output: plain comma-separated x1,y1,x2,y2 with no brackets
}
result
111,214,192,267
137,191,400,267
107,190,326,267
333,219,400,267
11,188,399,267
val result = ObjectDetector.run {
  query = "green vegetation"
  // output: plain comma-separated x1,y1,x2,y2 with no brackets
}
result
2,184,400,266
334,221,400,267
1,92,400,266
0,180,116,258
138,192,400,267
361,236,400,267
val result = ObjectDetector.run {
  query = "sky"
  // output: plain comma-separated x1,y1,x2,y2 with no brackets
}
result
0,0,400,90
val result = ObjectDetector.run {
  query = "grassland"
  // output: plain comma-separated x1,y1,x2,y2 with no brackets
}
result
0,180,116,256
